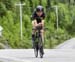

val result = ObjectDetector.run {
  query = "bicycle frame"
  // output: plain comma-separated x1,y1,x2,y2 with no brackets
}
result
34,27,44,58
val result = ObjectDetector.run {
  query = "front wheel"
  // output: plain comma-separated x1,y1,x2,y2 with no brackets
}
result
39,36,44,58
34,48,38,58
39,46,44,58
34,42,38,58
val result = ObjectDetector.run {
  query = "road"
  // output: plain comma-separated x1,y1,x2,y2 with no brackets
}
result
0,49,75,62
0,38,75,62
56,38,75,49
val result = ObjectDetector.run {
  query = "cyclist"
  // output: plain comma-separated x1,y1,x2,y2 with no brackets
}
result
31,5,45,48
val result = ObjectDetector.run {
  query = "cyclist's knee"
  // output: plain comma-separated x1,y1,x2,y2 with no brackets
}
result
40,30,44,33
40,30,44,38
32,28,36,34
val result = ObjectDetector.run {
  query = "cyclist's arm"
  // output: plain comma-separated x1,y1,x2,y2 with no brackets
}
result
32,19,38,27
42,20,44,27
39,12,45,27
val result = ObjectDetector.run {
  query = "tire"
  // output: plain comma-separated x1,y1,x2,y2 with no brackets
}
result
39,36,44,58
34,48,38,58
34,42,38,58
40,47,43,58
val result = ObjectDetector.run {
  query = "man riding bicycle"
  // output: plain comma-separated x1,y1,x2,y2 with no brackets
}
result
31,5,45,48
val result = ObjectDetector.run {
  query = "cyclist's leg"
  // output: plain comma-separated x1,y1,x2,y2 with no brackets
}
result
32,32,35,48
40,28,44,42
32,20,37,48
40,19,44,42
40,29,44,54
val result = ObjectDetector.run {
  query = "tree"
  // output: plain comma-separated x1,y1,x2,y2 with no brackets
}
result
0,2,7,17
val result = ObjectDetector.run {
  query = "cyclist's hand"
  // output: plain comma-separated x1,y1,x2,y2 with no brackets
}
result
39,23,42,26
35,24,39,27
35,23,42,27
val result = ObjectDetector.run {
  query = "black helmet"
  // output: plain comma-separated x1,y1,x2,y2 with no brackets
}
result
36,5,44,12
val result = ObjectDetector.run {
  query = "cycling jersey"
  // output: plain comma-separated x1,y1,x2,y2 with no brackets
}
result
31,11,45,23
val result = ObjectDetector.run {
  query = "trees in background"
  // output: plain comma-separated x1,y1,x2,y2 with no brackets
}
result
0,0,75,48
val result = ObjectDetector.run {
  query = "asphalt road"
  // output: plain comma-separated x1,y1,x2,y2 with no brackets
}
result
56,38,75,49
0,38,75,62
0,49,75,62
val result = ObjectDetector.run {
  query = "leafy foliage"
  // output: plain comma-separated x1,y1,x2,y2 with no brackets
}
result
0,0,74,48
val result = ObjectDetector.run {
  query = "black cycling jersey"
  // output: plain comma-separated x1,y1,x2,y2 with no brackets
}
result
31,11,45,23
